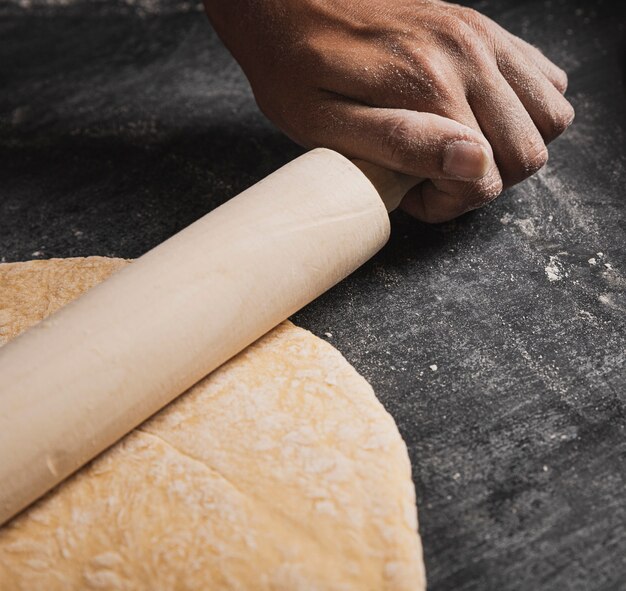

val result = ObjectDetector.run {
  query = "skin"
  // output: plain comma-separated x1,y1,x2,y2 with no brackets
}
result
204,0,574,223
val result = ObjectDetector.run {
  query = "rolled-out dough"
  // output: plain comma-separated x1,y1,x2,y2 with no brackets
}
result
0,257,425,590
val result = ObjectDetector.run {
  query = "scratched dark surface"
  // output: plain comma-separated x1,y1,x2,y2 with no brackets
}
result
1,0,625,589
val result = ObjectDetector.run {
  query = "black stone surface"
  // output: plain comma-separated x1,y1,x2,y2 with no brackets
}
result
1,0,624,589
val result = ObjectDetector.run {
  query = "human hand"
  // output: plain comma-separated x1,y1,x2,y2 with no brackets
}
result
204,0,574,222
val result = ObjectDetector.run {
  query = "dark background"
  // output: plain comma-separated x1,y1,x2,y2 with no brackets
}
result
1,0,625,589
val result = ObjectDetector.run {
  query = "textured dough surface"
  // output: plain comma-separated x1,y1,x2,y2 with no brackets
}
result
0,257,425,590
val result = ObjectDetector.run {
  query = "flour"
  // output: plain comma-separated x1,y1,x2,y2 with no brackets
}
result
545,255,567,282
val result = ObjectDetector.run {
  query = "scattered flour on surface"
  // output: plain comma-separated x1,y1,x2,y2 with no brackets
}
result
545,255,567,282
498,214,537,237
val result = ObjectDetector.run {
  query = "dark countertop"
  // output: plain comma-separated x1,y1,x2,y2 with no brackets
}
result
1,0,624,588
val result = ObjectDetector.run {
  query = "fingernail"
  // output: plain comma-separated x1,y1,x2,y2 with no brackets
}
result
443,141,491,180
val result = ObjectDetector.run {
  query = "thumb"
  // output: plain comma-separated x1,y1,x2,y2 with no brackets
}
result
315,103,493,182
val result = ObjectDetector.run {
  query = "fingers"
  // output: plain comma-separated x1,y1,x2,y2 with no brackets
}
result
400,184,466,224
327,80,507,223
505,34,569,93
396,102,505,224
399,172,503,223
303,99,502,225
282,14,573,225
465,9,569,93
398,45,571,223
403,53,550,224
496,41,575,143
309,100,494,182
467,60,549,188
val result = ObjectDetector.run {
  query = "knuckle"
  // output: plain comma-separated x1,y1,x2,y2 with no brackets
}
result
521,143,549,175
458,7,493,39
546,103,575,139
554,68,569,92
382,115,416,166
457,6,484,25
502,141,548,184
438,13,470,35
436,15,483,56
415,50,449,86
464,174,504,208
411,54,459,103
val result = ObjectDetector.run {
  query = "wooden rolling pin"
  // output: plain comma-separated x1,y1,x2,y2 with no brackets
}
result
0,148,419,525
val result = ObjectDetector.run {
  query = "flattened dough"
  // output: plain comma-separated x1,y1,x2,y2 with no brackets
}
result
0,257,425,590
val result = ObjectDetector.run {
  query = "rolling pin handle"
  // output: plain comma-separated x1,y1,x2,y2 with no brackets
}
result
352,159,423,213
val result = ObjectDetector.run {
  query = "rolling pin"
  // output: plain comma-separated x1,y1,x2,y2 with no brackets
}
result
0,148,419,525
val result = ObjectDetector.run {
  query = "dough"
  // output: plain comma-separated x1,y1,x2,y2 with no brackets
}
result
0,257,425,590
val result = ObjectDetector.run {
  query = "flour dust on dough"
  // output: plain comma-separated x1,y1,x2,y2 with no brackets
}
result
0,257,425,590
